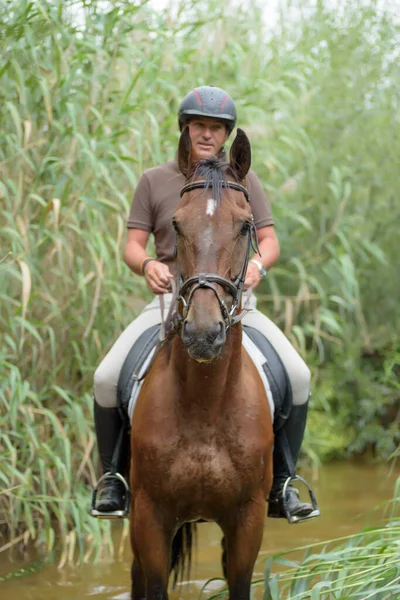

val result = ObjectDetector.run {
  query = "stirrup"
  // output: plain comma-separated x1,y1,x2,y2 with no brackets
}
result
90,472,130,519
282,475,320,524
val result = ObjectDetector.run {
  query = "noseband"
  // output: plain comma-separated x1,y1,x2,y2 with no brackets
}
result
175,179,260,330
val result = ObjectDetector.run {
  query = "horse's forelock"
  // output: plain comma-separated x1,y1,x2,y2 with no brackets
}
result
191,158,230,204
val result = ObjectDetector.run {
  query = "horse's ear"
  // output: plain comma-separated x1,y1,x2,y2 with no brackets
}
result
229,128,251,180
178,126,193,176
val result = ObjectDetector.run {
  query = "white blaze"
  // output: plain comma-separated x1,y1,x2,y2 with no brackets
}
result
204,224,213,247
206,198,216,216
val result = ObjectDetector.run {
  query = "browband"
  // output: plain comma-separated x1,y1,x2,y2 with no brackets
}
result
180,180,250,203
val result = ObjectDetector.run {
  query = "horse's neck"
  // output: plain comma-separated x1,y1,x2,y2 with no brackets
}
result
171,326,242,417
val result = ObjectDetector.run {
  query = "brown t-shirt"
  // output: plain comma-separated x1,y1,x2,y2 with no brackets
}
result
127,160,274,273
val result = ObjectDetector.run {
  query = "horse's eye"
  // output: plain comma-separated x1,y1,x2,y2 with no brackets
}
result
172,220,180,235
240,222,251,236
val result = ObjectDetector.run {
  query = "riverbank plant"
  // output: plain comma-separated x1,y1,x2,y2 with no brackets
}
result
200,479,400,599
1,0,399,557
262,491,400,599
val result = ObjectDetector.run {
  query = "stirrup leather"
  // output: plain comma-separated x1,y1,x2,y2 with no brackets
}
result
90,472,130,519
282,475,320,524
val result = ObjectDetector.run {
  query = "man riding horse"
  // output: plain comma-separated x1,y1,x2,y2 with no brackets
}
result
92,85,319,523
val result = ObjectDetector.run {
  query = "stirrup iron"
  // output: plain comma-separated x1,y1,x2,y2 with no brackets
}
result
90,472,130,519
282,475,320,524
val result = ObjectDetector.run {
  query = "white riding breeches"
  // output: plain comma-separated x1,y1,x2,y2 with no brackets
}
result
94,294,311,409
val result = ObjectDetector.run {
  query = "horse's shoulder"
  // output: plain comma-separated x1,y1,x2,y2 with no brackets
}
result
241,346,263,381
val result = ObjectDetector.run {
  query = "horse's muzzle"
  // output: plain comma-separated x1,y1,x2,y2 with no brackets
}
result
182,320,226,361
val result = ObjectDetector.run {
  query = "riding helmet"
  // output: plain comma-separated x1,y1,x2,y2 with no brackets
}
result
178,85,237,133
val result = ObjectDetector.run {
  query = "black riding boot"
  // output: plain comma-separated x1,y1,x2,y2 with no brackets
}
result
268,401,319,522
91,401,128,518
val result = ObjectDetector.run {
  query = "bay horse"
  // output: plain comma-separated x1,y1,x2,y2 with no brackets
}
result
129,127,274,600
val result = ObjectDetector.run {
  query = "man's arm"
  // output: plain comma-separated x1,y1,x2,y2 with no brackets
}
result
123,228,150,275
244,225,280,289
254,225,280,269
123,229,173,294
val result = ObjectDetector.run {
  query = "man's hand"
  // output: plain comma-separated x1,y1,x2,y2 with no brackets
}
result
144,261,174,294
244,261,262,290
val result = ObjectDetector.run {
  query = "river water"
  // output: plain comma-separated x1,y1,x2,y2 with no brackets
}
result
0,461,398,599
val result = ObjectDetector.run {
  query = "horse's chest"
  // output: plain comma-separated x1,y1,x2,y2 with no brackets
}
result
132,372,272,517
172,441,232,481
166,435,265,503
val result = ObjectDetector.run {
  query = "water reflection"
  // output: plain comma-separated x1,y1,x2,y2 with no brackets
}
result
0,462,398,599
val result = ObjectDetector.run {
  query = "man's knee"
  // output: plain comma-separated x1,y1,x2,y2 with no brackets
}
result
93,366,118,408
291,362,311,406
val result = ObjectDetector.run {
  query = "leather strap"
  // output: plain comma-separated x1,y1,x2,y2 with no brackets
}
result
180,180,250,203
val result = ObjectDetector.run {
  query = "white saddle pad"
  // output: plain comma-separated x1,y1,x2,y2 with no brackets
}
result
127,332,275,422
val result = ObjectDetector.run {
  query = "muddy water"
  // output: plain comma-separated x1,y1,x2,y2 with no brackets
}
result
0,462,398,600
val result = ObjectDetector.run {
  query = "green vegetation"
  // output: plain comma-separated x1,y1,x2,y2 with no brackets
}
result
262,519,400,600
262,486,400,599
0,0,399,568
202,479,400,599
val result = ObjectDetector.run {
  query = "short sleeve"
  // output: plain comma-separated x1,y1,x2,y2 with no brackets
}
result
247,171,274,229
127,173,153,231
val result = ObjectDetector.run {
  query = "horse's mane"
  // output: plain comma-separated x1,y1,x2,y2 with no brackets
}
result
191,157,237,204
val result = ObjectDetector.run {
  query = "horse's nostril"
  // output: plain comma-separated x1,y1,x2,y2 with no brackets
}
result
182,320,225,346
214,322,225,345
182,319,195,344
212,321,224,340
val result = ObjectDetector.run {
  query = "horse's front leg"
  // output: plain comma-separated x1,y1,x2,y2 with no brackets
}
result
130,492,173,600
220,492,266,600
131,558,146,600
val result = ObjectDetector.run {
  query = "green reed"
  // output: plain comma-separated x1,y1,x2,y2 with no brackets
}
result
1,0,399,558
200,480,400,599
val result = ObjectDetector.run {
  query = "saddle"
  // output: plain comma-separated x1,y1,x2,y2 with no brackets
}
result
117,325,292,432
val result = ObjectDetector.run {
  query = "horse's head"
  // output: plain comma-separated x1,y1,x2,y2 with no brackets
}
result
173,127,254,362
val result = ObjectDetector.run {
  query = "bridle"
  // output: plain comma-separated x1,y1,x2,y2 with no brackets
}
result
174,179,260,331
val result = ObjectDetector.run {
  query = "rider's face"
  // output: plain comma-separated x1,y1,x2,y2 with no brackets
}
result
187,117,229,159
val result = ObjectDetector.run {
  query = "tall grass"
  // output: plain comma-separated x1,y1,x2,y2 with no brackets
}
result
262,520,400,598
262,481,400,599
1,0,399,557
200,479,400,599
